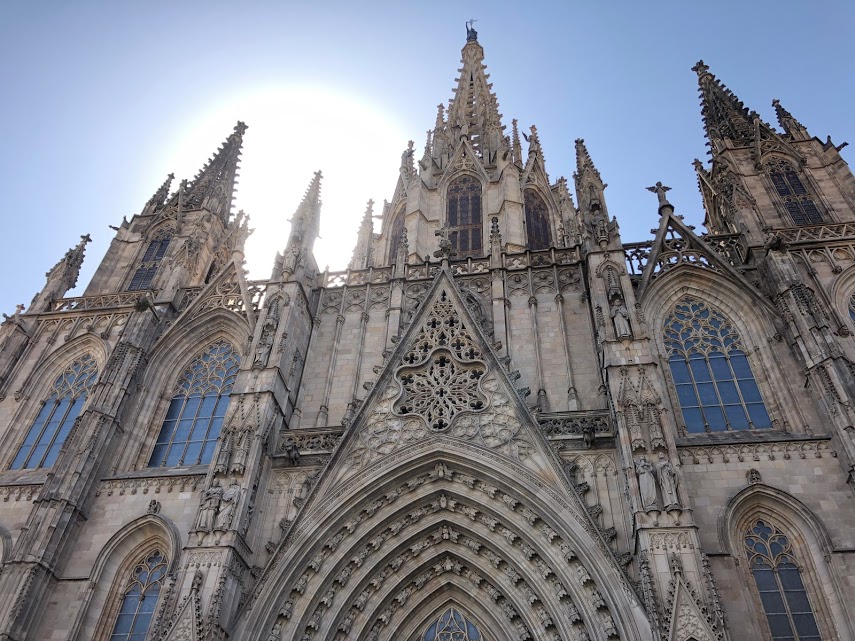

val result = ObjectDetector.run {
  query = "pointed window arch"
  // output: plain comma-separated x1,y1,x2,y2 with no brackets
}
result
766,159,823,227
421,607,486,641
108,548,167,641
745,520,822,640
128,229,172,291
11,354,98,469
663,298,772,433
524,189,551,250
389,210,406,264
447,175,483,258
148,340,239,467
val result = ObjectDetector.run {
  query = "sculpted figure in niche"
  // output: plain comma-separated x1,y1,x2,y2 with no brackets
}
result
214,432,232,475
231,430,249,474
215,478,242,530
254,317,276,368
283,437,300,465
611,299,632,339
196,480,223,531
656,452,680,510
267,620,282,641
282,231,303,276
635,456,658,511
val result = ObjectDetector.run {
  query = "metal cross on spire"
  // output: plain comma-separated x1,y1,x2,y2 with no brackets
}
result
466,18,478,41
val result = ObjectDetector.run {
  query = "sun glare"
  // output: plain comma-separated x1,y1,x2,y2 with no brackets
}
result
155,86,411,280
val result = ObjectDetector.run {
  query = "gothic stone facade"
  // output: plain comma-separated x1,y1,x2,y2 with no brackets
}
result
0,28,854,641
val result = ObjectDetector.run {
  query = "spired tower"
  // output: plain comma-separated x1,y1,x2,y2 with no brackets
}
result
0,25,854,641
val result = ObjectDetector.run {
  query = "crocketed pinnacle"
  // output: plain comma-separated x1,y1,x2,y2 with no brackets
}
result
349,199,375,270
289,171,323,244
181,121,247,223
693,61,767,148
47,234,91,291
146,173,174,208
772,98,806,136
574,139,603,186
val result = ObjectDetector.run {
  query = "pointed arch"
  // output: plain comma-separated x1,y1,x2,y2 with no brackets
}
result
72,513,181,641
523,188,552,250
721,484,850,641
446,174,484,258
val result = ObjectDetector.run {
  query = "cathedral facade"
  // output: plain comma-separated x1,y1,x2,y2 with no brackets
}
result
0,25,854,641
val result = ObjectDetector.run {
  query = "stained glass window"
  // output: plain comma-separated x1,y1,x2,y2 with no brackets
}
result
745,520,822,640
524,189,551,250
448,175,483,258
767,160,823,227
148,340,239,467
664,298,772,433
422,608,486,641
128,230,172,291
109,549,167,641
11,354,98,469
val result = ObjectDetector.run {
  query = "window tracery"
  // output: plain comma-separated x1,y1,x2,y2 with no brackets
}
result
148,340,239,467
108,549,167,641
389,211,405,264
766,159,823,227
128,229,172,291
524,189,551,250
422,607,487,641
663,298,772,433
11,354,98,469
447,175,483,258
745,520,821,640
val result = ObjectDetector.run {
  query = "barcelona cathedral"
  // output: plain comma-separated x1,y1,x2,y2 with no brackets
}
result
1,23,855,641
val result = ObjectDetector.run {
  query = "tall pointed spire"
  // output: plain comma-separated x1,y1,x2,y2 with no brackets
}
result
181,121,247,223
574,139,612,246
692,61,762,150
143,172,174,214
441,26,504,163
281,171,323,279
772,98,808,139
574,138,604,189
29,234,91,311
349,199,375,270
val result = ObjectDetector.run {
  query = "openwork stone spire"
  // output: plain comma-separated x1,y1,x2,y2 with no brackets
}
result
281,171,323,279
181,121,247,223
693,61,763,150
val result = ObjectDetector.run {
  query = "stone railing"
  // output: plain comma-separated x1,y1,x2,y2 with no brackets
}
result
538,410,612,438
775,222,855,244
278,428,344,456
49,291,154,312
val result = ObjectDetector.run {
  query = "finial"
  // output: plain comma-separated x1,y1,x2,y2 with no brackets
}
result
646,182,672,209
234,121,248,136
466,19,478,42
433,225,458,260
691,60,710,76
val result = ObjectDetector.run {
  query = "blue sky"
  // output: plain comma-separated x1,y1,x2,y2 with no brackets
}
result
1,1,853,309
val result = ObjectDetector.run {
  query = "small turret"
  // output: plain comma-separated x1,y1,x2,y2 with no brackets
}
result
28,234,90,312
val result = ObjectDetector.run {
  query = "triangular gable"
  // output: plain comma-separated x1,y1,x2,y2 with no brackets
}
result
173,257,257,329
667,576,720,641
440,138,490,185
162,579,203,641
313,266,569,495
636,210,777,316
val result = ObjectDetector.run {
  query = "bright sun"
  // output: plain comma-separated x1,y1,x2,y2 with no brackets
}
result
155,86,411,280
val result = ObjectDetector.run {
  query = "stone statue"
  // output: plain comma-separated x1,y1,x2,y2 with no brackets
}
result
581,423,596,449
656,452,680,510
230,431,249,474
283,437,300,465
635,457,658,512
611,301,632,339
254,318,276,368
267,620,282,641
215,478,242,530
196,480,223,531
214,432,232,475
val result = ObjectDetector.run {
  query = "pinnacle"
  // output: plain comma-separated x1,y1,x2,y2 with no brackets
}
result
772,98,805,134
693,61,764,147
574,139,602,184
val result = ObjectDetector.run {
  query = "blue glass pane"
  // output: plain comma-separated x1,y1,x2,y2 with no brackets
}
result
784,590,812,613
184,441,203,465
669,359,691,384
708,353,731,379
164,443,184,467
689,358,712,382
729,353,752,379
791,613,820,637
716,381,740,405
696,382,718,406
149,443,168,466
183,396,202,417
214,395,231,416
752,568,777,591
748,403,773,429
190,414,212,441
675,384,699,408
704,406,727,431
164,398,183,421
761,590,788,614
683,408,705,433
737,378,763,403
174,419,194,443
200,440,218,465
22,404,53,447
724,404,749,430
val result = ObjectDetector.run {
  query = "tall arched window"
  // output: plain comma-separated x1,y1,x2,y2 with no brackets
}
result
766,160,823,227
422,607,486,641
108,549,167,641
745,520,822,640
524,189,551,250
128,229,172,291
447,175,483,258
664,298,772,433
11,354,98,469
148,340,240,467
389,211,405,263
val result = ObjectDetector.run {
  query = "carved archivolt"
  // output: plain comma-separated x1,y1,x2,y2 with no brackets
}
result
264,464,621,641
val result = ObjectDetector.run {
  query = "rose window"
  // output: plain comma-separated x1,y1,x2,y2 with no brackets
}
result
396,350,486,431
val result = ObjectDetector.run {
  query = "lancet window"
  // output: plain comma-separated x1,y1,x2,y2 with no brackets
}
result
421,607,486,641
524,189,551,250
447,175,483,258
108,549,167,641
389,211,405,263
663,298,772,433
766,159,823,227
745,520,822,640
11,354,98,469
148,340,239,467
128,229,172,291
